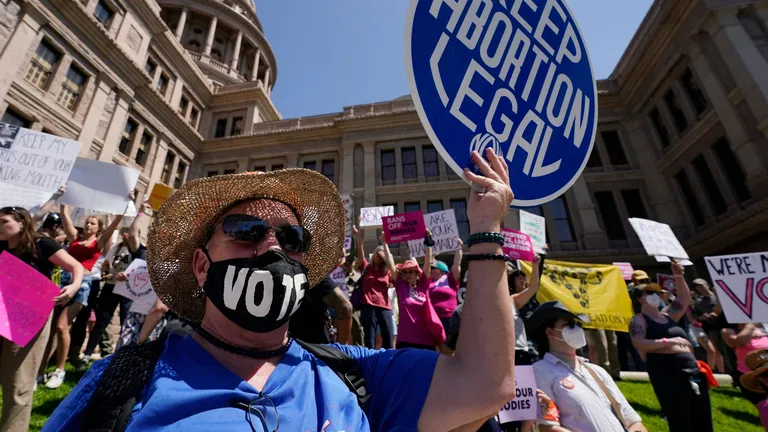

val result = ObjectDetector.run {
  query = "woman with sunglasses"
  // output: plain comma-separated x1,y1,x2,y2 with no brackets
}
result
0,206,84,432
629,260,713,432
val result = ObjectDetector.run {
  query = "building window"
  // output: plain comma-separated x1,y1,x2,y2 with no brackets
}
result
145,58,157,77
739,8,768,64
649,107,670,148
56,66,87,112
207,170,218,177
303,161,317,171
174,162,187,189
404,202,421,214
450,199,470,240
94,1,114,27
664,90,688,134
223,169,235,175
161,153,175,184
427,200,444,214
586,147,603,168
214,118,227,138
178,96,189,116
402,147,417,179
680,68,708,116
156,73,170,96
187,40,201,51
423,146,439,177
550,197,574,242
692,155,728,216
230,117,243,136
381,150,396,182
118,118,138,155
621,189,648,219
1,108,30,128
712,139,751,203
271,164,283,171
26,40,61,90
189,107,199,127
674,170,705,226
595,191,626,240
600,130,628,166
321,160,335,182
135,132,152,167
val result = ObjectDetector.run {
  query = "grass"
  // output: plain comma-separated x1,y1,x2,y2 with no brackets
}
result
5,366,766,431
617,380,764,432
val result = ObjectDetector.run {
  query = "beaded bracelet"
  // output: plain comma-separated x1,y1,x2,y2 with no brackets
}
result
465,253,510,262
466,232,505,247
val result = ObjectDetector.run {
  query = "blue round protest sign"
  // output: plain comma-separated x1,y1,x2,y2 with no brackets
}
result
405,0,598,207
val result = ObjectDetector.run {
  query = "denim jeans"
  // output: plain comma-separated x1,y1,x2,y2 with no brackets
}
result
360,304,394,349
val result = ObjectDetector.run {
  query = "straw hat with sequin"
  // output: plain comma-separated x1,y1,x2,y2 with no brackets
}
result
146,169,346,323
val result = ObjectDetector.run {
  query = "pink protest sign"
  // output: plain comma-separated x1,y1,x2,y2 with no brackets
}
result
502,229,535,262
383,211,426,243
613,262,635,281
0,251,59,346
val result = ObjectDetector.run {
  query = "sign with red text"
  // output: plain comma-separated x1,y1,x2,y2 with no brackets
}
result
613,262,635,281
359,205,394,228
502,229,535,262
0,251,59,346
408,209,461,258
705,252,768,323
113,259,157,315
657,273,676,294
498,366,538,423
383,211,427,243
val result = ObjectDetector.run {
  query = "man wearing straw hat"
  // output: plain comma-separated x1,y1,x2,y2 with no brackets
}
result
43,149,517,431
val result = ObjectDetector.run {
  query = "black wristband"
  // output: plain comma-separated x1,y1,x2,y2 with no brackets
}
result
466,232,505,247
465,253,510,262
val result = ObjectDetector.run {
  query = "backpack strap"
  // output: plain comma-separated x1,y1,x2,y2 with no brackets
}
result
296,340,371,408
79,338,167,432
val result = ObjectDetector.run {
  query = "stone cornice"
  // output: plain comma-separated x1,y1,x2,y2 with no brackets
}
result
582,169,646,184
376,180,468,196
211,80,280,120
133,86,203,154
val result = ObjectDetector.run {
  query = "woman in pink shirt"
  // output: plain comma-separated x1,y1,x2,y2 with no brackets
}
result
352,220,394,349
723,323,768,429
428,241,462,338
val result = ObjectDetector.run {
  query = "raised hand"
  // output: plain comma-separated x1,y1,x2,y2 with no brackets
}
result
671,259,684,276
463,149,514,234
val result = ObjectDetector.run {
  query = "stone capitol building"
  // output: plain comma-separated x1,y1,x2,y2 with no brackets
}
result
1,0,768,274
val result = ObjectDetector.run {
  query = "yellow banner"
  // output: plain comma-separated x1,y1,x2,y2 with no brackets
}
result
148,183,174,211
520,260,633,332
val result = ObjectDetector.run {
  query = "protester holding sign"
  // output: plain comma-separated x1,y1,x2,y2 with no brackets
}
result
629,260,714,432
509,257,542,366
0,206,84,432
427,241,462,341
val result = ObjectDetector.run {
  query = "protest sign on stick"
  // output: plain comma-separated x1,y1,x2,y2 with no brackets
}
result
498,366,538,423
383,211,426,243
341,194,354,250
0,252,60,346
657,274,676,294
148,183,174,210
705,252,768,323
408,209,461,258
59,157,140,214
359,206,394,228
113,259,157,315
629,218,689,260
502,229,534,262
520,211,547,254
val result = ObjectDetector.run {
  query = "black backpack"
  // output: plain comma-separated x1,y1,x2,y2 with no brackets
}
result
79,337,370,432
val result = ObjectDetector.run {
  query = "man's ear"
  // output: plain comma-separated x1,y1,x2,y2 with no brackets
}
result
192,248,210,287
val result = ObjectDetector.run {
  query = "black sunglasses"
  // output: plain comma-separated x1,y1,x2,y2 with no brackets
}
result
218,214,312,254
561,320,582,330
0,206,23,214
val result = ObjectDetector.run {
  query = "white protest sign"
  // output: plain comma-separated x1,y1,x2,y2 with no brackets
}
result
0,184,51,209
628,218,689,259
113,259,157,315
359,206,394,228
520,211,546,254
408,209,461,258
341,194,353,249
654,255,694,266
498,366,538,423
58,158,140,214
705,252,768,323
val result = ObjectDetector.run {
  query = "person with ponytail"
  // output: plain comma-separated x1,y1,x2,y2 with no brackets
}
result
0,207,84,432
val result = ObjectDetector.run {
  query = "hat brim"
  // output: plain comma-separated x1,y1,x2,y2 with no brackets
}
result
527,307,590,335
146,169,346,323
741,366,768,394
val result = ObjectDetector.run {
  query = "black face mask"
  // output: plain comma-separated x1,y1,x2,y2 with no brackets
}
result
202,249,309,333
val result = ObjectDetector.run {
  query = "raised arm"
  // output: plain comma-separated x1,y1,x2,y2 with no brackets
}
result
378,232,398,278
59,204,78,242
511,254,542,309
418,149,516,431
422,229,433,275
665,260,690,323
451,238,462,281
126,201,150,252
33,185,66,225
98,213,123,251
353,217,365,269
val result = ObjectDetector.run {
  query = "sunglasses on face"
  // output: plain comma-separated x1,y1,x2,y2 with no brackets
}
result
642,290,659,296
559,320,581,330
218,214,312,254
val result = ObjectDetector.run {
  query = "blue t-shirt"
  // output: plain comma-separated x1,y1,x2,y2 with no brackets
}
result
42,335,438,431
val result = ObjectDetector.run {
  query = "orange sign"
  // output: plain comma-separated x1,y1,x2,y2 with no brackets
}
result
148,183,174,210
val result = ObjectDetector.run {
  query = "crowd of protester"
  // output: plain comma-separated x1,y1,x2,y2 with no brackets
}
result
0,157,766,431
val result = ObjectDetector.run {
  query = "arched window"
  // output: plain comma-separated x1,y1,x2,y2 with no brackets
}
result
211,49,223,62
187,40,201,52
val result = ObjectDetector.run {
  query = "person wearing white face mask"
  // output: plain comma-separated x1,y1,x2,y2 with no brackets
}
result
529,301,646,432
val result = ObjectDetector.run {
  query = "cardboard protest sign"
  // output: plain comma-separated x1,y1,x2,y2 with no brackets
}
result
520,210,546,254
498,366,538,423
654,255,694,266
58,157,140,214
502,229,534,262
405,0,597,207
705,252,768,323
613,262,635,281
383,211,427,243
0,123,81,208
359,206,394,228
521,260,633,331
341,194,354,250
113,259,157,315
657,273,676,294
408,209,461,258
0,252,60,346
628,218,689,259
148,183,174,210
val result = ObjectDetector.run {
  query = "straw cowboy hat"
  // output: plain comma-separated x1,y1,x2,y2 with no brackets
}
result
146,169,346,323
741,348,768,393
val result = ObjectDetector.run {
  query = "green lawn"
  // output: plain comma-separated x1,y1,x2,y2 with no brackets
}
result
9,367,767,431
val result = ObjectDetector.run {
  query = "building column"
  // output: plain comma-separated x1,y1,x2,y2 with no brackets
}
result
203,16,218,56
168,153,180,186
416,144,425,181
243,105,257,133
341,142,355,195
175,7,188,42
570,177,606,249
98,92,132,162
0,7,45,104
77,73,114,157
237,158,249,173
362,141,377,245
262,66,270,91
285,154,298,168
147,137,168,191
689,38,768,194
47,54,73,98
170,78,184,109
395,147,403,184
128,124,145,162
250,49,260,82
671,80,699,125
230,31,242,71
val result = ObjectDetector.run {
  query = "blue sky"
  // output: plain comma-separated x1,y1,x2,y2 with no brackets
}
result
254,1,654,119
